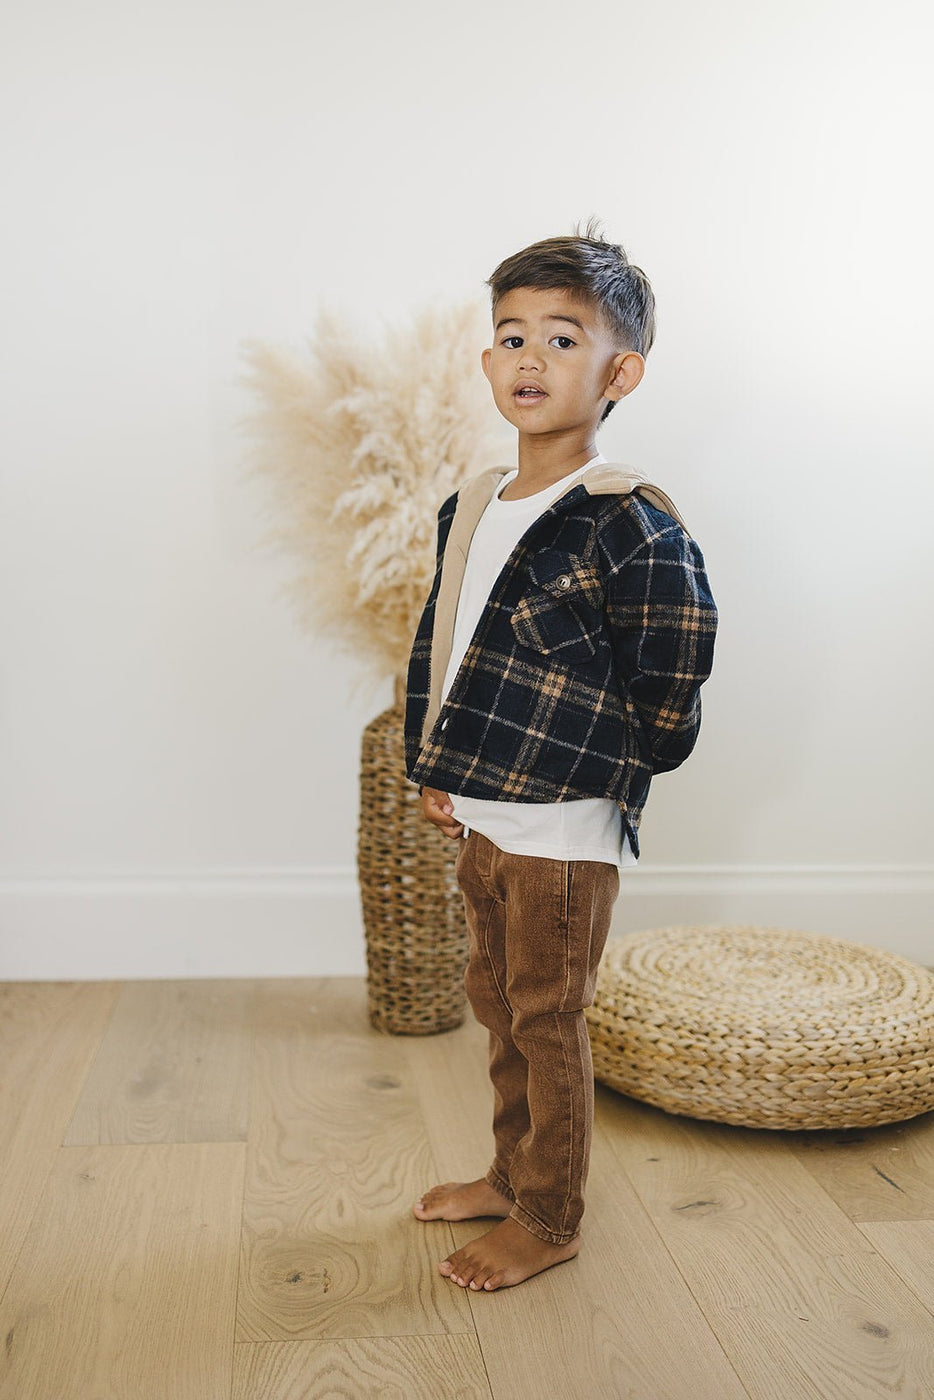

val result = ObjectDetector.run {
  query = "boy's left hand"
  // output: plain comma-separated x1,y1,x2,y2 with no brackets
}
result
420,786,465,839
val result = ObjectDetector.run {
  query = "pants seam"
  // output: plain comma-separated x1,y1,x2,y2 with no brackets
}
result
560,860,572,1010
555,861,573,1236
480,897,512,1018
557,1008,574,1237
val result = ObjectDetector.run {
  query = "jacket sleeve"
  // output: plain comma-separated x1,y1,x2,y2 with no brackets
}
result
605,526,718,774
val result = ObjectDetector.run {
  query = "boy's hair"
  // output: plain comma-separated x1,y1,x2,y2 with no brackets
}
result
486,217,656,422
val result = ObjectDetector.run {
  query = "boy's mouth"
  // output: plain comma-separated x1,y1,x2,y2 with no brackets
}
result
514,384,547,403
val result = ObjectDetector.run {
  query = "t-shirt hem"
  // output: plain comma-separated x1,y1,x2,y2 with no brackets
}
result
461,824,635,868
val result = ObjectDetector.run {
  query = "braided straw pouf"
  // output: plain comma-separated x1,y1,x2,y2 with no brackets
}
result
585,925,934,1130
357,685,468,1035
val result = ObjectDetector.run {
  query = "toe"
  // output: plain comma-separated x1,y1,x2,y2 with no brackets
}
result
484,1272,505,1290
439,1258,454,1275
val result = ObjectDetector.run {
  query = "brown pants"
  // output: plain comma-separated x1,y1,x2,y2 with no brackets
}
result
455,829,620,1245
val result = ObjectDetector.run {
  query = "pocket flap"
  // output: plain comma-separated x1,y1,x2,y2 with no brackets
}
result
528,552,604,608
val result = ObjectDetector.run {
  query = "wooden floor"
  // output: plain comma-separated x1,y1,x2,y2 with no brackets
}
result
1,979,933,1399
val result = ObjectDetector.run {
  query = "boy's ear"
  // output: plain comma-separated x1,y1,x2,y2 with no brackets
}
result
604,350,645,402
481,346,492,381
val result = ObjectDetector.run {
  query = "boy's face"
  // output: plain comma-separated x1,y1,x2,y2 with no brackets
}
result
481,285,644,437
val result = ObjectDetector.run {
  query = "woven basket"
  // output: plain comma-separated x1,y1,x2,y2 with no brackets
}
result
358,681,468,1035
586,925,934,1130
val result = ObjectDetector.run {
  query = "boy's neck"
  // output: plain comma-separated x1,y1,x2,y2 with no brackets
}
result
501,435,602,502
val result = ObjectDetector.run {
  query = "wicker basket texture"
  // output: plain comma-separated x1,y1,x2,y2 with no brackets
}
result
586,925,934,1130
358,699,468,1035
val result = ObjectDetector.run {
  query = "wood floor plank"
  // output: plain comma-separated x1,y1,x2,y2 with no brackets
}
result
65,979,255,1144
0,1142,244,1400
232,1335,492,1399
856,1220,934,1318
403,1012,751,1400
0,981,119,1302
782,1114,934,1221
236,978,474,1342
398,1010,494,1185
603,1090,934,1399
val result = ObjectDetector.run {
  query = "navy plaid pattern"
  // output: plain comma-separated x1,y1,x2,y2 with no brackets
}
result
404,478,717,858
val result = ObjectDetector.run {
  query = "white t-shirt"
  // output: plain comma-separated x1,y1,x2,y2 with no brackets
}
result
440,453,636,868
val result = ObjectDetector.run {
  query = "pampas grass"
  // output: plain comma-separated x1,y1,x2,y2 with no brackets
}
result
239,298,511,682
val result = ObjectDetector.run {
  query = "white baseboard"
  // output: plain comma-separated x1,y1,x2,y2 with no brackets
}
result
1,864,931,979
613,864,934,965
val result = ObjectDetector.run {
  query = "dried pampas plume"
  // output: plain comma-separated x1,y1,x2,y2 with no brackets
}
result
239,298,510,682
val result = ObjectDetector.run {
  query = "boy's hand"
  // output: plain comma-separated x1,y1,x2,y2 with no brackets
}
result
420,786,465,839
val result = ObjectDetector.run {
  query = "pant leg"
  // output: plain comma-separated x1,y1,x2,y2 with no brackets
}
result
455,831,525,1204
457,830,620,1245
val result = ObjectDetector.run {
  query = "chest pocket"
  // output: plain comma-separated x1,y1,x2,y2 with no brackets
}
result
511,552,605,664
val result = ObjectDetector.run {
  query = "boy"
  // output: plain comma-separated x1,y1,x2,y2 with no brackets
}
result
404,222,717,1292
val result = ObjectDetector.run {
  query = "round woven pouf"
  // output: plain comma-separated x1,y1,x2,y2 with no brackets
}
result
585,925,934,1130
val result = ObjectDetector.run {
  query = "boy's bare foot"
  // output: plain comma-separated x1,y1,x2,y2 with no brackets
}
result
413,1178,512,1222
439,1216,580,1291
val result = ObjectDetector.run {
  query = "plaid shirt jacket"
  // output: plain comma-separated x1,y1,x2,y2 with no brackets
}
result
403,462,718,858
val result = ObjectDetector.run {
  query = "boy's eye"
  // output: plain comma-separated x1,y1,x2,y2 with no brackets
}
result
500,334,575,350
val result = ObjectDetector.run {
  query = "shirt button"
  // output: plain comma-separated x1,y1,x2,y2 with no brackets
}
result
557,574,572,590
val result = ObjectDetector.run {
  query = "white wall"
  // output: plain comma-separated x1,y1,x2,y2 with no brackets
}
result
2,0,932,977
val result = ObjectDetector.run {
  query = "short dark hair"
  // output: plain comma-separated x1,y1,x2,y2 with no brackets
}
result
485,217,656,422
